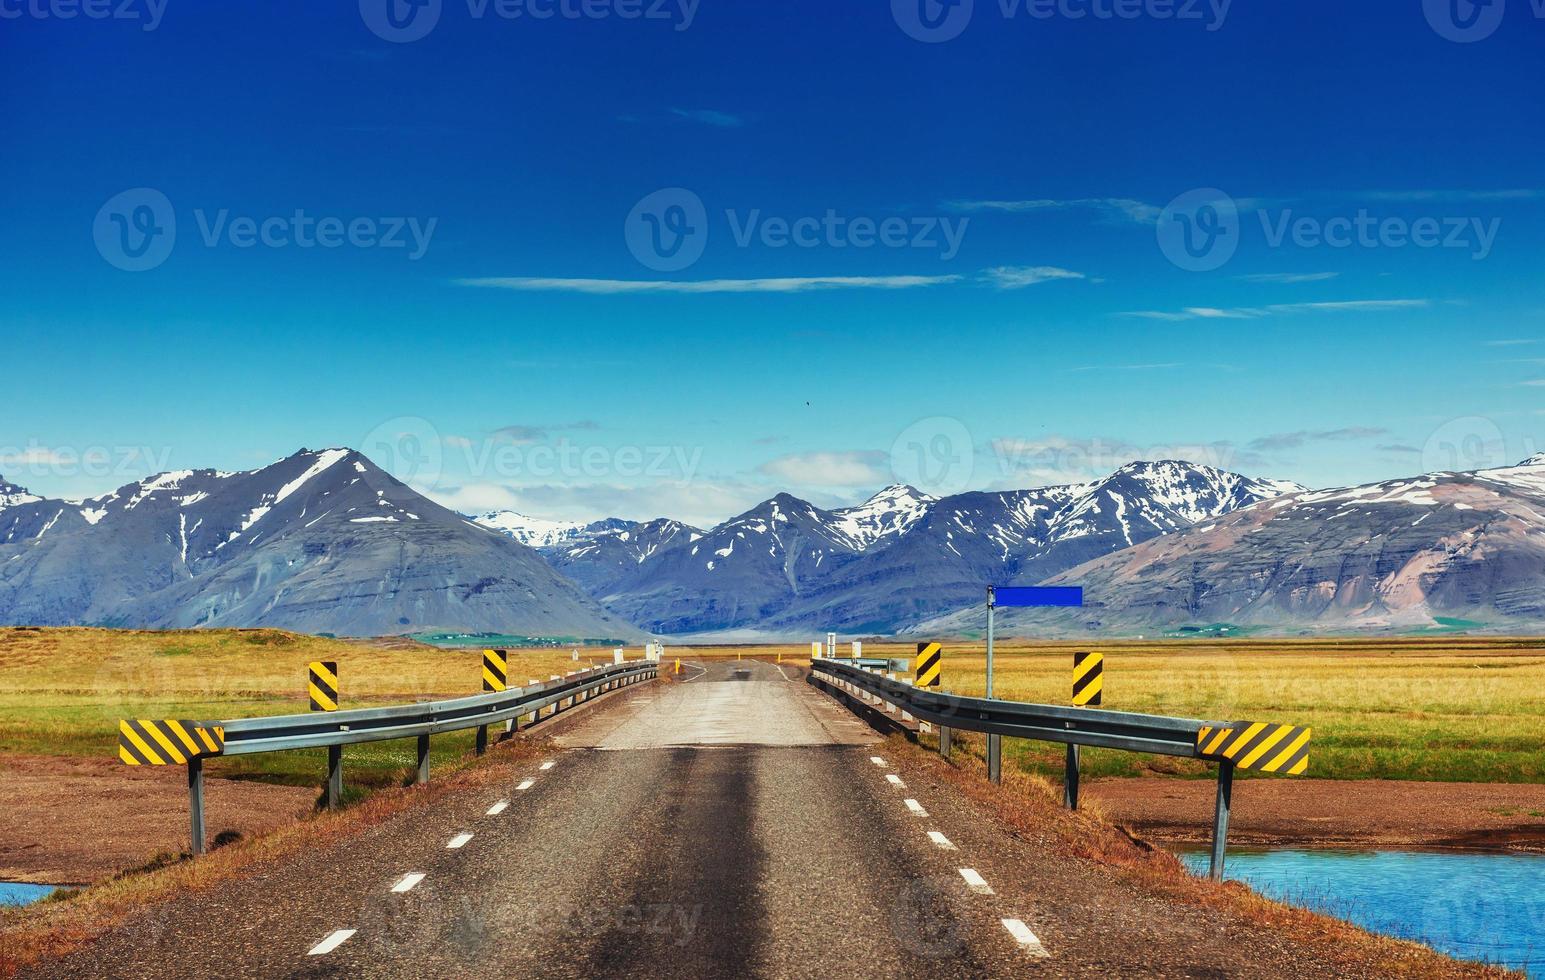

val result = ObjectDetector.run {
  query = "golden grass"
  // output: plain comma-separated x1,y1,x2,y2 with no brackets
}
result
678,637,1545,782
0,627,614,786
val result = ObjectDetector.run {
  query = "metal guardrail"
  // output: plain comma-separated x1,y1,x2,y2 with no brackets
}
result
178,659,658,855
810,658,1251,880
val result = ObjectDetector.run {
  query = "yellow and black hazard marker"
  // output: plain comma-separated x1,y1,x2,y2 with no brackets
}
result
483,649,509,693
118,719,224,766
1197,722,1311,774
308,660,339,711
914,642,942,688
1072,651,1103,706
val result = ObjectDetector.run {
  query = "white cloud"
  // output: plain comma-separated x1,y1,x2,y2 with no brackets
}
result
1121,299,1429,321
457,275,963,294
757,450,889,487
670,108,743,127
979,266,1087,289
947,197,1160,225
1235,272,1340,284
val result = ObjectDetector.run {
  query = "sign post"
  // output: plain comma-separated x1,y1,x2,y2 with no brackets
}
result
983,585,1084,784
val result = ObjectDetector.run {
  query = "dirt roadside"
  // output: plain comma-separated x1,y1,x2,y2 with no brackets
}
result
1088,776,1545,853
0,755,317,885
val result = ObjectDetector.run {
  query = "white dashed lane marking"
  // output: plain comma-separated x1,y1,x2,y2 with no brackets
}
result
927,831,956,850
391,872,426,894
870,756,887,766
885,774,905,787
539,761,556,771
904,799,929,817
486,800,509,816
447,833,474,849
516,779,536,791
307,930,356,956
959,868,994,895
1002,918,1050,958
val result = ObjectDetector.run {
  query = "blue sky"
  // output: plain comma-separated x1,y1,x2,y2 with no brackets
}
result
3,0,1543,526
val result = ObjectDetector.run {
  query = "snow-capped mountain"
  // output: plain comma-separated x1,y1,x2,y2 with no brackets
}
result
0,449,639,639
473,510,632,549
931,455,1545,635
528,461,1303,635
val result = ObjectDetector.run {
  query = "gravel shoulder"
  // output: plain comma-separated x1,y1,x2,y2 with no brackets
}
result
1088,776,1545,853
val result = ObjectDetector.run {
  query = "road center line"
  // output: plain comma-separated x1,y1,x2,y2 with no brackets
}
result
885,774,905,787
959,868,994,895
447,833,473,849
927,830,956,850
516,778,536,791
1002,918,1050,958
539,760,555,771
869,756,886,766
904,798,929,817
391,872,426,894
486,800,509,815
307,930,357,956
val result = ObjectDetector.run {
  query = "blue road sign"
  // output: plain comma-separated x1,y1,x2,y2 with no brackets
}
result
991,586,1083,608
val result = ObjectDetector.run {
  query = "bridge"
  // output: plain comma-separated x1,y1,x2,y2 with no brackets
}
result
35,657,1354,978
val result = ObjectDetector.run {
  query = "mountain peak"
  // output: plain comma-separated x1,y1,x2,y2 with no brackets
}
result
1518,453,1545,468
0,475,41,509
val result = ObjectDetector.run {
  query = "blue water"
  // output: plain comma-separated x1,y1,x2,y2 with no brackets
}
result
1179,849,1545,976
0,882,56,907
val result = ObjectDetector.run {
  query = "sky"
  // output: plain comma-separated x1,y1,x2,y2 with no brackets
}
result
3,0,1544,527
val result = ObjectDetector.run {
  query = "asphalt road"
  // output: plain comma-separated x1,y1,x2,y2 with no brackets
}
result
26,660,1422,978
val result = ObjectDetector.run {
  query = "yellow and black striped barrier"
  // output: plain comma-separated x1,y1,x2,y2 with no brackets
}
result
913,642,942,688
118,719,224,766
1197,722,1311,774
309,660,339,712
483,649,509,693
1071,651,1103,706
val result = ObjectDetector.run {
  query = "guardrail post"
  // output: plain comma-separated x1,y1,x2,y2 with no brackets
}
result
475,724,489,756
987,734,1002,784
416,733,431,785
326,744,343,809
1063,744,1080,810
1208,760,1234,882
939,725,952,760
187,756,206,857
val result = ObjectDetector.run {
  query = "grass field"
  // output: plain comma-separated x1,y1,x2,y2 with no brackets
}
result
2,629,1542,792
773,638,1545,784
0,627,604,794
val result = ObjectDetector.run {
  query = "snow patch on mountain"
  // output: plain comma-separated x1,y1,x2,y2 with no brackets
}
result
827,484,936,550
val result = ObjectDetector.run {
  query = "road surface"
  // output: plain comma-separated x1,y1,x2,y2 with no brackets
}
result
26,661,1412,978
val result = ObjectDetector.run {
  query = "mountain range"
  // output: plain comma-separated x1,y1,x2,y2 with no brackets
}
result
0,449,639,639
5,449,1542,638
475,461,1306,635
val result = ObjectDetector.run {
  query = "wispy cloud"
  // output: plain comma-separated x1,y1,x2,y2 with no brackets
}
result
1486,338,1541,347
757,450,889,487
1235,272,1340,284
1247,427,1388,452
1360,189,1544,203
1122,299,1429,321
490,421,599,444
670,108,744,128
457,275,962,294
979,266,1087,289
945,197,1161,225
1521,379,1545,388
1376,443,1422,454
